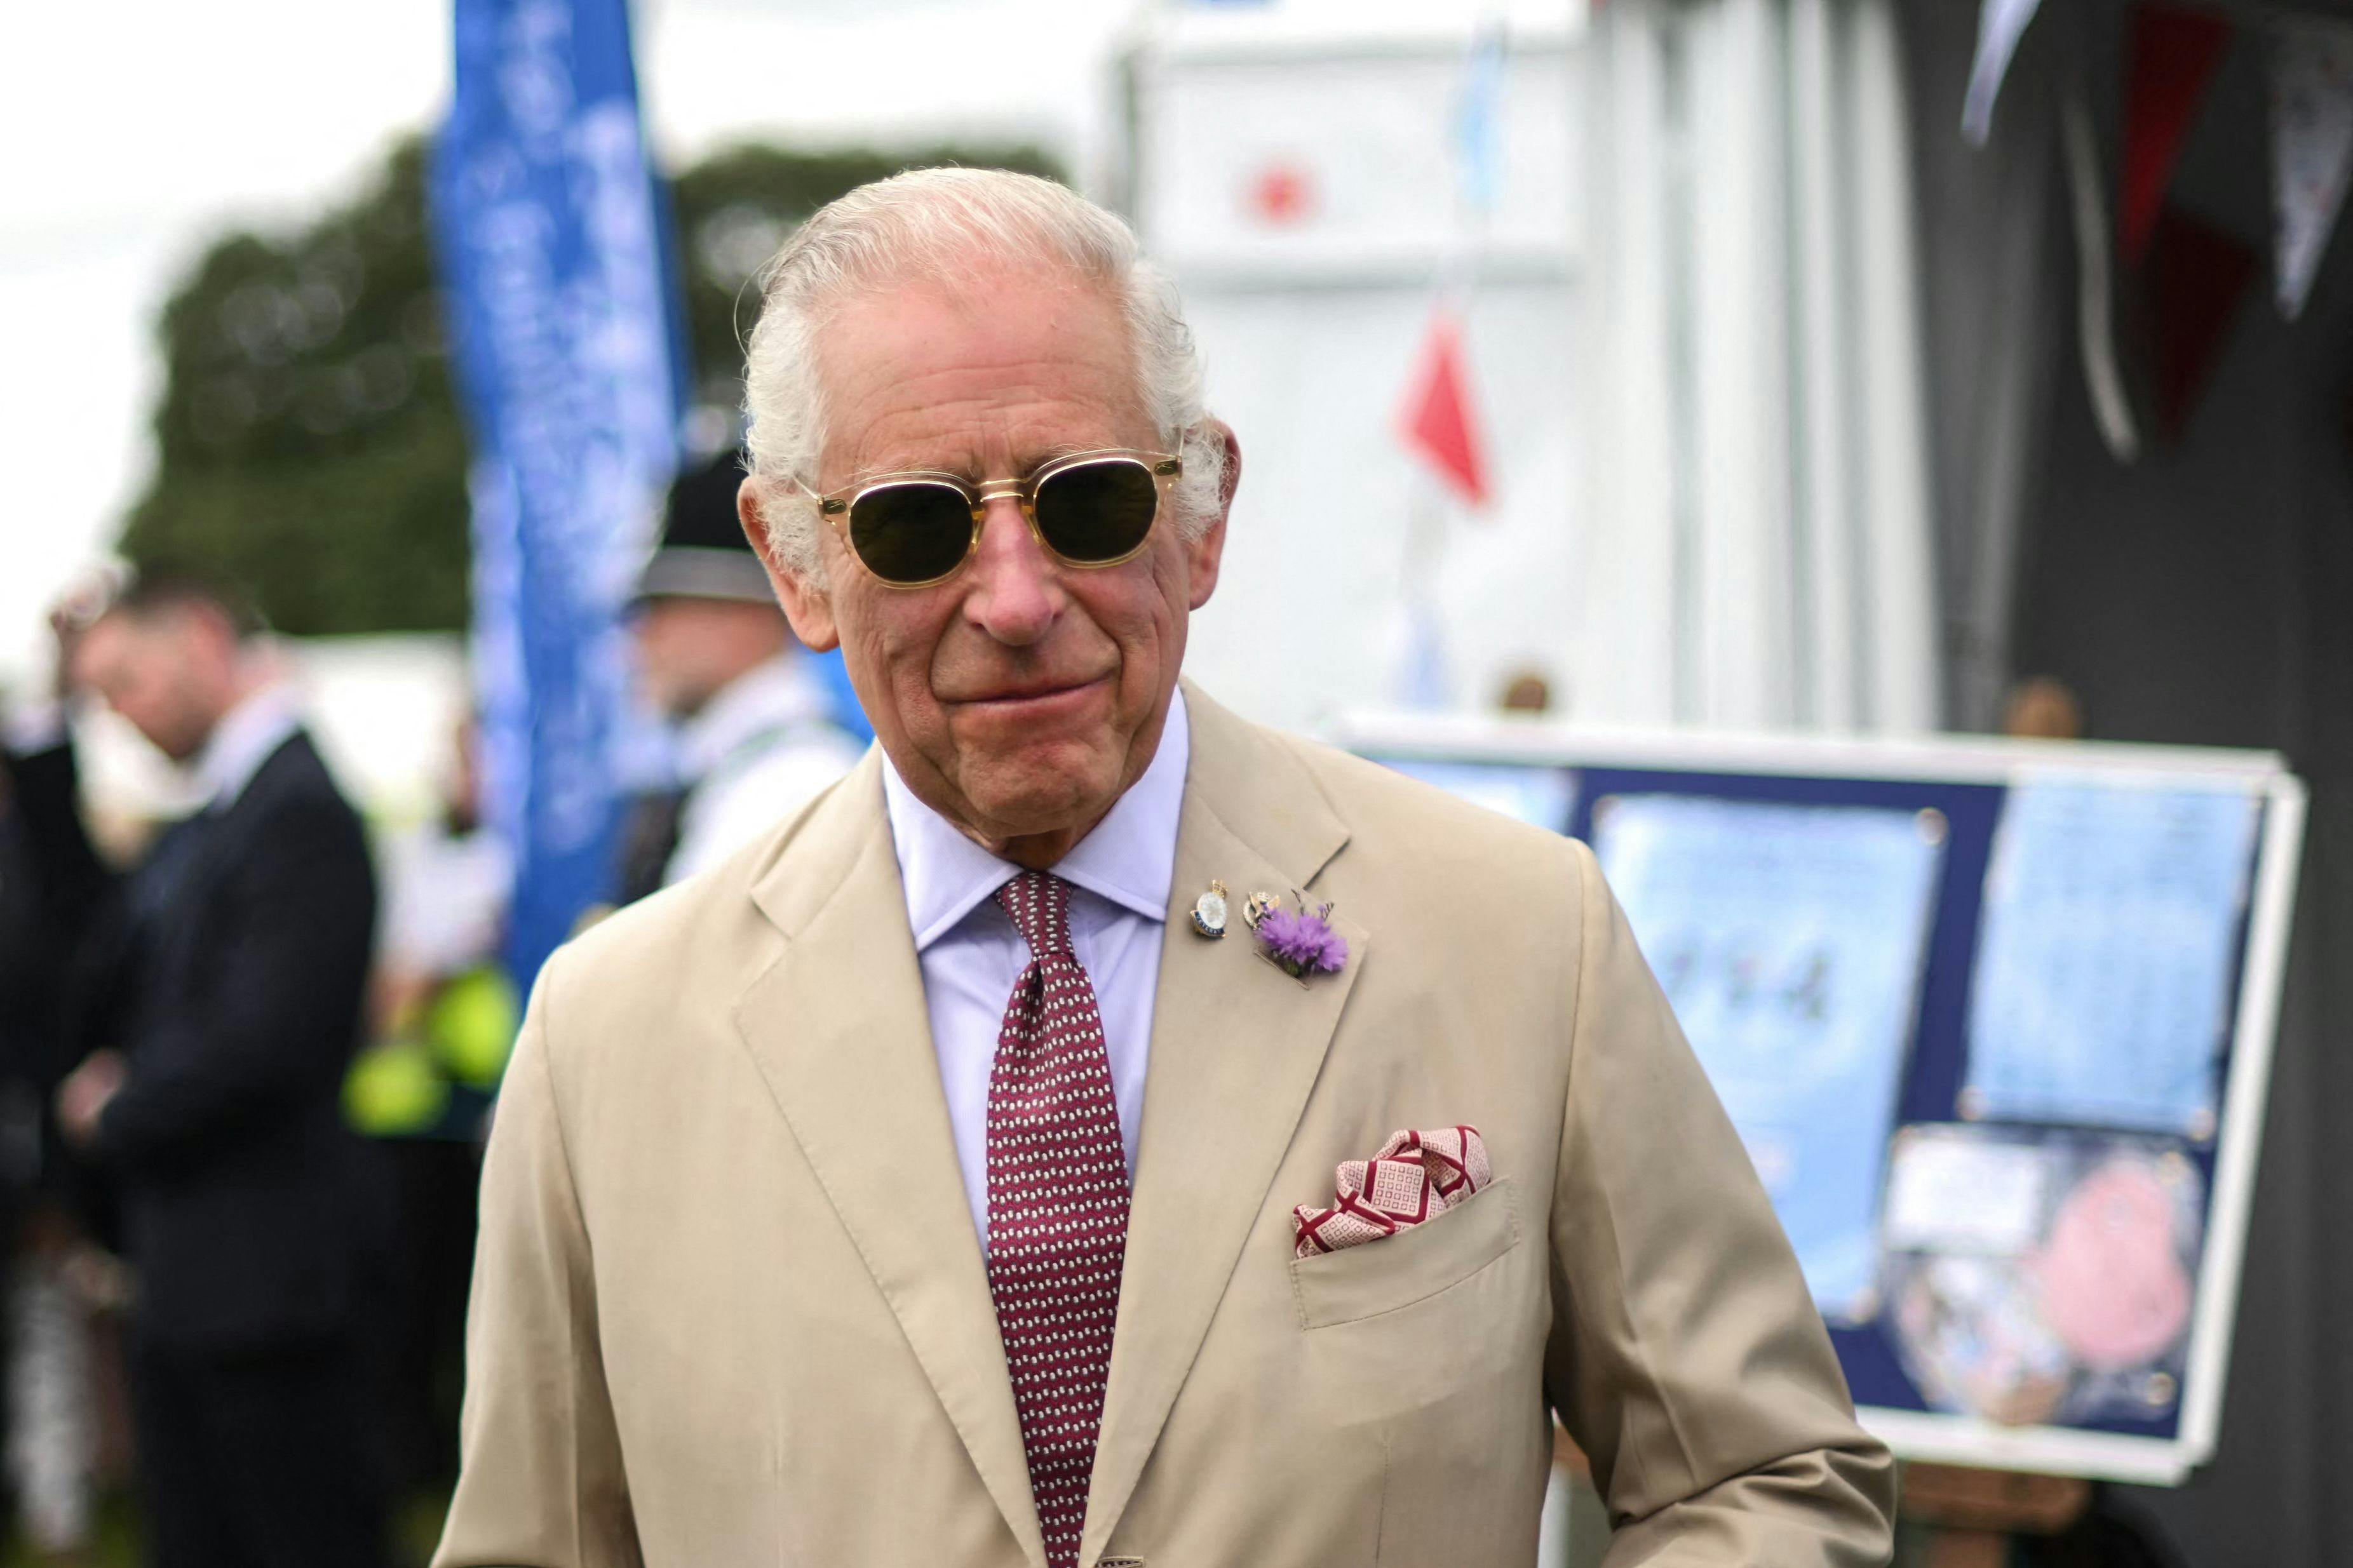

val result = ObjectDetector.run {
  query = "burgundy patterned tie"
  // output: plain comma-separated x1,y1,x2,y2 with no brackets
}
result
988,871,1131,1568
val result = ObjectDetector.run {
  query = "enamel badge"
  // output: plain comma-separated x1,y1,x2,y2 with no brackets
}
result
1190,880,1230,939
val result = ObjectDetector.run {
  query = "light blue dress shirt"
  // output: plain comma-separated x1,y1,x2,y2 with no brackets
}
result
880,690,1190,1249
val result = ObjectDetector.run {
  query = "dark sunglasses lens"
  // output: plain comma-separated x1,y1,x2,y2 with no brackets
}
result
847,483,973,584
1033,459,1159,564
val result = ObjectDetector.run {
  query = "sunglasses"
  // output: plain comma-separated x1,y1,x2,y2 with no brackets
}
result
793,448,1183,589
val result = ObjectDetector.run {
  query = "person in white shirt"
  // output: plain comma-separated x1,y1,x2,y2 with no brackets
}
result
621,450,865,899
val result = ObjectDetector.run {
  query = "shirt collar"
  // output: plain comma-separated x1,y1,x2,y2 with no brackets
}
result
882,687,1191,950
192,683,304,810
677,653,829,778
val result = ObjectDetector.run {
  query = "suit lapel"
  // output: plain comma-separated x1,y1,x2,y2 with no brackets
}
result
135,732,311,972
1082,687,1363,1560
732,756,1046,1568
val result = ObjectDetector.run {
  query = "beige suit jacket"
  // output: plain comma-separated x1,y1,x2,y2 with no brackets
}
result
436,684,1895,1568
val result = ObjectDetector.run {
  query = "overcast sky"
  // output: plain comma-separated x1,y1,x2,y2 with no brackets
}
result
0,0,1135,687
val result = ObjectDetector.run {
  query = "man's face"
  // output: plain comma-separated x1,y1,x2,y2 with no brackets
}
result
753,266,1230,861
632,596,787,720
71,611,233,762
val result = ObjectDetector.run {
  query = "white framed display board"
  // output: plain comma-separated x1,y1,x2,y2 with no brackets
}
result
1337,711,2307,1485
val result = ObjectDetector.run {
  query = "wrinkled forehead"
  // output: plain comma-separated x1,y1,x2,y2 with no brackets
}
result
809,264,1152,480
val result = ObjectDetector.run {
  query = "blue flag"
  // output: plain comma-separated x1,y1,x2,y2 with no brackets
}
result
1454,24,1507,217
431,0,683,986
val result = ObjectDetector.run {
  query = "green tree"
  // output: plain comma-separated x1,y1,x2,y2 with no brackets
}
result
123,140,468,636
671,144,1060,420
121,138,1061,636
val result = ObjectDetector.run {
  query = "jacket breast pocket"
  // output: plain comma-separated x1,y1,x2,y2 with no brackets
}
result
1289,1177,1521,1330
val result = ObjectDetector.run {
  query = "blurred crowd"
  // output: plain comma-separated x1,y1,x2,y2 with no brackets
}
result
0,448,864,1566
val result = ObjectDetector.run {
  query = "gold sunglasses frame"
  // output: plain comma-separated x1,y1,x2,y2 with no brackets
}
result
792,448,1183,589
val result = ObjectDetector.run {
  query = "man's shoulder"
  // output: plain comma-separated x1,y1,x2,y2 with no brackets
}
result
703,721,866,805
1206,699,1593,888
669,723,868,885
235,728,346,807
1196,702,1597,1045
219,732,367,859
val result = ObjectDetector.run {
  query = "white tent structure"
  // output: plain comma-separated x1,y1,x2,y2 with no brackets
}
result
1117,0,1940,735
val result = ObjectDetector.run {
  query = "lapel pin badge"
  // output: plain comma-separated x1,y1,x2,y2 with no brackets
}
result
1189,880,1230,939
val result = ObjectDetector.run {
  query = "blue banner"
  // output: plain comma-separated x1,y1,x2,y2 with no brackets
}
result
431,0,682,986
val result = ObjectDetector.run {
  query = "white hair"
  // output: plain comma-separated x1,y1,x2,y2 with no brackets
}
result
740,167,1224,582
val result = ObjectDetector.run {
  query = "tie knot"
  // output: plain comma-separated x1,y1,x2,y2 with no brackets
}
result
995,871,1074,962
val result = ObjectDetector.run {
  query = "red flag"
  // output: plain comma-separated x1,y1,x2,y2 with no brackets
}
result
2145,206,2255,438
2119,3,2233,265
1398,310,1492,508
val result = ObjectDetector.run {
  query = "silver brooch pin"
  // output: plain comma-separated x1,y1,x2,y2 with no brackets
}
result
1189,880,1230,939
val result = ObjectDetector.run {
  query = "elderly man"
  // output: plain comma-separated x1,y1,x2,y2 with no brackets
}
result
438,171,1895,1568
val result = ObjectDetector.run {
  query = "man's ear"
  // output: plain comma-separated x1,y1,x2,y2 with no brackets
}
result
739,477,839,652
1183,419,1241,612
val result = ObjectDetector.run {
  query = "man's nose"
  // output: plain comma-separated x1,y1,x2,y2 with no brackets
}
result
961,493,1060,645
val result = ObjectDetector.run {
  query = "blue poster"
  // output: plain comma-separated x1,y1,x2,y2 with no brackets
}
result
1963,781,2261,1137
1593,796,1946,1322
432,0,683,985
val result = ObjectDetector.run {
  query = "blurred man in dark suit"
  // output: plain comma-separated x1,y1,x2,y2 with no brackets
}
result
3,590,119,1152
0,617,121,1558
51,574,386,1568
1,706,112,1200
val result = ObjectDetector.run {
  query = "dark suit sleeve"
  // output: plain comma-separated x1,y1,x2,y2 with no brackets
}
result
90,794,375,1172
4,739,121,1097
6,740,113,941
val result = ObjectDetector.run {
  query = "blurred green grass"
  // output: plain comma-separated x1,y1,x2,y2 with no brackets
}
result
0,1487,448,1567
0,1491,138,1568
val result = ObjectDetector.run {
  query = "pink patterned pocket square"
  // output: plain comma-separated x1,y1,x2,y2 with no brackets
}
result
1291,1125,1492,1257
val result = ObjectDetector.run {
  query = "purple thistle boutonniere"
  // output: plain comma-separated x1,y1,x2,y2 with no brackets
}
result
1253,895,1349,980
